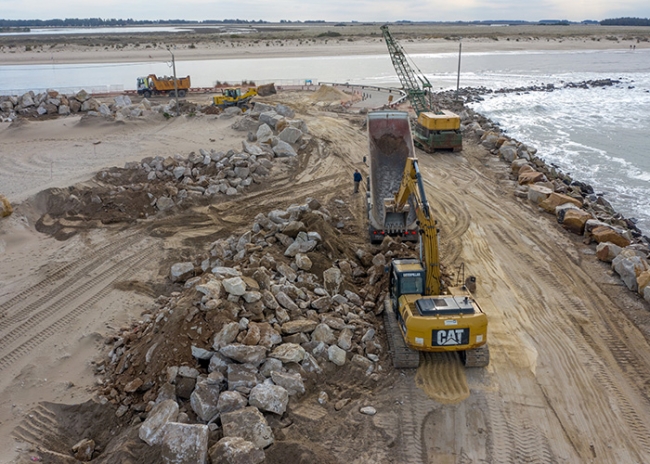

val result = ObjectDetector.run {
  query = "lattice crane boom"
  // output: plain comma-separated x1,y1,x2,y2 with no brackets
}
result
381,24,432,115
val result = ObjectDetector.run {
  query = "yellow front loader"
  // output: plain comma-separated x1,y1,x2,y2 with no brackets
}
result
384,157,489,368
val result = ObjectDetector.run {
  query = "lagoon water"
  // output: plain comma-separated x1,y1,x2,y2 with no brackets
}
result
1,47,649,234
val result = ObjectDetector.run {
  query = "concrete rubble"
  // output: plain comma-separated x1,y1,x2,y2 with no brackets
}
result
92,155,413,461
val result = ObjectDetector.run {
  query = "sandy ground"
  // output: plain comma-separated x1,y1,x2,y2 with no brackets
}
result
1,24,649,66
2,88,650,462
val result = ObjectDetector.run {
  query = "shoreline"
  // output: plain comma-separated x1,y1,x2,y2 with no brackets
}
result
1,36,648,66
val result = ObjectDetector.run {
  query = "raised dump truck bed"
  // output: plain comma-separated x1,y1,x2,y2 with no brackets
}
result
367,110,418,244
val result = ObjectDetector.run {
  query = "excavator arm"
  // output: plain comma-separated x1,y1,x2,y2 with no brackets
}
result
392,158,441,295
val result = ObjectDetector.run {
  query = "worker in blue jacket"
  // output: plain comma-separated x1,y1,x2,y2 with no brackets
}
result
353,169,362,193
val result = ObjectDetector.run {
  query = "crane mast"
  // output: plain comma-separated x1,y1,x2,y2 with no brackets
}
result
380,24,431,116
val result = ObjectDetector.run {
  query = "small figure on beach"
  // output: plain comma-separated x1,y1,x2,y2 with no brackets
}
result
353,169,362,193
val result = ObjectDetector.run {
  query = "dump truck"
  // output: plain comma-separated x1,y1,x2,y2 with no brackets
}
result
366,110,419,244
136,74,191,98
384,157,489,368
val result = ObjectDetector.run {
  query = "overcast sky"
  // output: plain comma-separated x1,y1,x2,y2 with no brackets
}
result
1,0,649,22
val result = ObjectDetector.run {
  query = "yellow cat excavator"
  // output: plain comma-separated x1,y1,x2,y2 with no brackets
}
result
383,157,489,368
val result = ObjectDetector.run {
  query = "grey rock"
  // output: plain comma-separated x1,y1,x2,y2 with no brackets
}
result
220,344,268,366
221,407,274,449
311,323,337,345
178,366,200,378
139,399,179,446
256,124,273,144
328,345,347,366
209,352,232,374
295,253,312,271
260,358,284,377
196,280,223,300
275,291,299,312
217,390,248,414
282,319,318,335
337,328,354,351
160,422,209,464
209,436,265,464
190,381,222,422
270,343,305,364
270,371,305,395
227,363,261,391
248,383,289,415
359,406,377,416
278,126,303,144
311,296,332,312
223,277,247,296
213,322,241,350
323,267,343,295
170,262,194,283
612,249,649,292
273,140,298,157
157,196,175,211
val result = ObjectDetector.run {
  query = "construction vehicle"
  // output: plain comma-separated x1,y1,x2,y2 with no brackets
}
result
366,110,418,244
383,157,489,368
136,74,191,98
381,25,462,152
212,83,276,110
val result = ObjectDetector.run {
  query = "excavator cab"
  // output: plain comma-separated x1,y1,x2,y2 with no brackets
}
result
223,87,242,99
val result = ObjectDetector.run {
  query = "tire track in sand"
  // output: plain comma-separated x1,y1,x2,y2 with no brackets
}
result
0,245,155,372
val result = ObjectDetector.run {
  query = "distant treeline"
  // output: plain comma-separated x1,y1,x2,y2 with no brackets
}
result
0,18,269,27
600,17,650,26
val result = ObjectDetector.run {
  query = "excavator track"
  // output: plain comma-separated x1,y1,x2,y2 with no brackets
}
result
384,299,420,369
462,343,490,368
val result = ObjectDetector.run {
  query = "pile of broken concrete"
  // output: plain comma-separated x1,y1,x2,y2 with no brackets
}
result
94,198,410,463
33,104,309,240
0,88,209,122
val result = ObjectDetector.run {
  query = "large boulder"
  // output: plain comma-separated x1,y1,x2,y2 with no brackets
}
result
539,193,582,214
323,267,343,295
221,407,274,449
190,381,222,422
281,319,318,335
226,363,261,391
248,384,289,415
527,184,552,205
273,140,298,158
161,422,209,464
612,249,649,292
560,209,592,235
278,126,303,144
256,124,273,144
596,242,622,263
592,226,631,248
220,344,268,366
217,390,248,414
209,437,265,464
170,262,194,283
269,343,305,364
139,399,179,446
270,371,305,395
223,277,247,296
518,170,546,185
213,322,241,350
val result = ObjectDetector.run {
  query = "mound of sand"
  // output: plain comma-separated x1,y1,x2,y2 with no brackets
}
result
311,85,352,103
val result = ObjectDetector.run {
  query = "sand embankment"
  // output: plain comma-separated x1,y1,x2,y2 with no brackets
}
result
1,24,649,65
